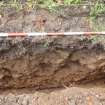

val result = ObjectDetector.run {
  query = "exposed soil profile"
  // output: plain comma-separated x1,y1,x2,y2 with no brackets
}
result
0,36,105,89
0,5,105,105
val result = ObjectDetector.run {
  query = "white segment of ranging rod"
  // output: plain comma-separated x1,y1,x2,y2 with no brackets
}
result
0,33,8,36
28,32,47,36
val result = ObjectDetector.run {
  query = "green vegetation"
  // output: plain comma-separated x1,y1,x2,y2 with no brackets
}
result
0,0,105,14
90,35,105,45
9,0,23,11
0,0,83,11
0,0,22,12
90,3,105,20
88,1,105,32
0,0,105,22
35,0,59,12
64,0,81,5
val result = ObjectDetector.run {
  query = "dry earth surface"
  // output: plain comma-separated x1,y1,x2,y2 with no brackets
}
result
1,82,105,105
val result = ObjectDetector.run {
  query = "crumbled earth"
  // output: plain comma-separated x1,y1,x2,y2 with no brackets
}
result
1,84,105,105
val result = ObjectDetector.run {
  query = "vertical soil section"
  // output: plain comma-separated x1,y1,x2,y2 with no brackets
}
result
0,36,104,89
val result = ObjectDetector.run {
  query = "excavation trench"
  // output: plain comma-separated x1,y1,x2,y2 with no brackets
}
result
0,36,104,89
0,5,105,105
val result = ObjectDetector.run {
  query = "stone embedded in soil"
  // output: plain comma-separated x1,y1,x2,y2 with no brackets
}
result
0,36,104,89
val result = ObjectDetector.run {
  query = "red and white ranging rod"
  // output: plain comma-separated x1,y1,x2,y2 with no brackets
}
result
0,32,105,37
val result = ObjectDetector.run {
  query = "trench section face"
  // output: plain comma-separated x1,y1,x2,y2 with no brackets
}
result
0,36,104,89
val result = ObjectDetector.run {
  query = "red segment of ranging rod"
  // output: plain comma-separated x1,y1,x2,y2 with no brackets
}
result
84,32,105,36
8,33,28,37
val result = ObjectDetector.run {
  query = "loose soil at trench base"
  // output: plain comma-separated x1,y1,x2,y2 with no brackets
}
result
0,6,105,105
